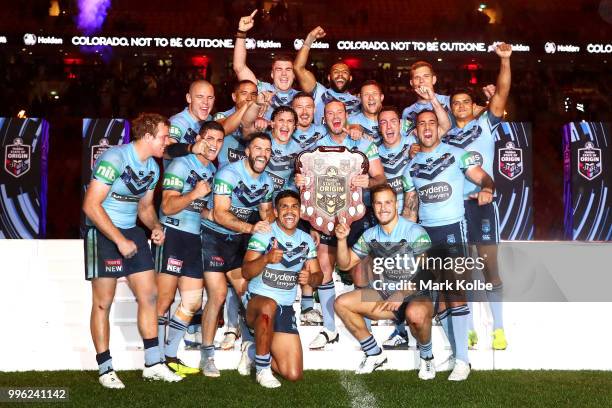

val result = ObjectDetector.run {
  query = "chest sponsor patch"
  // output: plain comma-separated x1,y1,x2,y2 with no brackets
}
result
418,182,452,203
262,267,298,290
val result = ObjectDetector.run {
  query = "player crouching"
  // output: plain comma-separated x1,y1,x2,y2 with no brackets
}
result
240,190,323,388
334,184,436,379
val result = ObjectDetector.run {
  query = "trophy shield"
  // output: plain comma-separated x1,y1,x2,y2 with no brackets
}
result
296,146,369,235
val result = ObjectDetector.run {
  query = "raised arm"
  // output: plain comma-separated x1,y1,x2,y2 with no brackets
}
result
488,43,512,118
414,86,451,136
216,102,250,136
293,27,326,94
233,10,258,83
334,222,362,271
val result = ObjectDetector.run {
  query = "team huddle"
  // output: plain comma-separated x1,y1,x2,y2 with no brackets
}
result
82,10,512,389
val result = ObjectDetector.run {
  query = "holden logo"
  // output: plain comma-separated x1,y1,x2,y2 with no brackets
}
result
245,38,256,50
23,33,37,46
544,42,556,54
294,39,304,50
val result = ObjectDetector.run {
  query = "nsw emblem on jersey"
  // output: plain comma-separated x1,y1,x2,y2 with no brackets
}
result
498,141,523,181
91,138,110,169
577,141,602,181
4,137,31,178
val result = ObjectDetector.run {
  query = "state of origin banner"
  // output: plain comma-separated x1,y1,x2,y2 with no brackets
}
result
493,122,534,240
0,118,50,238
80,118,130,231
563,122,612,241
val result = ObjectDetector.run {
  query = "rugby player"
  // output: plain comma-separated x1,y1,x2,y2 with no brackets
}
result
83,113,182,388
234,10,298,119
291,92,327,152
199,132,276,377
334,184,435,378
294,26,361,124
444,43,512,350
154,121,224,377
240,190,323,387
295,100,386,349
402,110,495,381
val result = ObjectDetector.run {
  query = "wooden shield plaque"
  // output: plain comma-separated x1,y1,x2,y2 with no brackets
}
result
296,146,369,235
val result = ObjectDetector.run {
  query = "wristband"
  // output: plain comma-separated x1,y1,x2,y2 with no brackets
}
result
236,32,247,39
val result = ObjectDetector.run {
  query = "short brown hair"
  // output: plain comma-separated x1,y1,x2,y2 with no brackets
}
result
378,105,400,120
272,54,293,65
370,184,397,202
410,61,435,79
131,113,169,140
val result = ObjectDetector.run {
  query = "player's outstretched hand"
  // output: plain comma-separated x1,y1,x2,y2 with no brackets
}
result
252,220,272,233
306,26,326,44
191,139,209,156
117,238,138,259
151,227,165,246
238,9,258,32
266,238,284,264
334,222,350,241
342,126,365,141
495,42,512,59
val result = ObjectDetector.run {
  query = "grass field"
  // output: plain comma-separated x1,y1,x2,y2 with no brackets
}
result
1,370,611,407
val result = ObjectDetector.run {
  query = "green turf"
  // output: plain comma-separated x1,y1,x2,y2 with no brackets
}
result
1,370,611,407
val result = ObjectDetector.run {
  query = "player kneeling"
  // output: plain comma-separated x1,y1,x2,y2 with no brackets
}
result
334,185,436,379
240,190,323,388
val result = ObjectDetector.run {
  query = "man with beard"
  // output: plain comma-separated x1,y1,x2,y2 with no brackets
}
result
334,184,434,378
234,10,298,120
83,113,182,388
294,26,361,124
444,43,512,351
295,100,386,350
240,190,323,388
199,133,276,377
155,121,224,376
402,110,495,381
291,92,327,151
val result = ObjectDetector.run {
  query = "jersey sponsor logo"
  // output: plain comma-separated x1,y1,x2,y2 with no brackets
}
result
418,182,452,203
91,138,110,169
268,172,286,191
4,138,31,178
110,192,140,202
104,259,123,273
410,153,455,181
247,238,267,252
577,141,602,181
187,198,206,213
228,148,246,162
316,166,347,216
470,151,484,166
230,205,254,222
388,175,404,194
214,179,233,195
166,257,183,273
209,255,225,268
262,267,298,290
169,125,182,139
498,141,524,180
162,174,184,190
94,160,119,184
120,166,156,195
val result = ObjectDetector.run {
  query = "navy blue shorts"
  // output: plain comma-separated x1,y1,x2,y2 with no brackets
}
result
422,219,469,259
245,293,299,335
320,207,377,248
464,200,500,244
391,290,433,323
84,226,154,280
154,226,203,279
201,225,249,273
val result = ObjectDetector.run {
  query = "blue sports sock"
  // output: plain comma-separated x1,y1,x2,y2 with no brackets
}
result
419,340,433,360
467,302,476,332
143,337,162,367
359,335,381,356
225,287,240,330
318,280,336,332
165,315,189,359
487,284,504,330
157,316,167,355
438,309,456,356
200,344,215,361
255,353,271,373
96,350,113,375
450,305,470,364
301,295,314,312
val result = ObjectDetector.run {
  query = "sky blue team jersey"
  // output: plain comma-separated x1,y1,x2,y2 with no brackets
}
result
292,124,327,151
443,111,501,198
378,134,418,213
402,143,477,227
267,137,302,196
246,221,317,306
312,82,361,125
159,155,216,235
349,112,415,146
202,159,274,235
89,143,159,229
257,81,299,120
215,108,248,168
352,217,431,287
401,94,452,127
169,107,212,144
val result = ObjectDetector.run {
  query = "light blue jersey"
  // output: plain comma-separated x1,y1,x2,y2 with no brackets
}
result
89,143,159,229
246,222,317,306
160,155,216,235
258,81,299,120
267,137,302,196
401,94,452,127
312,82,361,125
169,107,212,144
378,134,418,213
443,111,501,198
402,143,477,227
349,112,415,146
215,108,248,168
292,124,326,151
202,159,274,235
352,217,431,287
